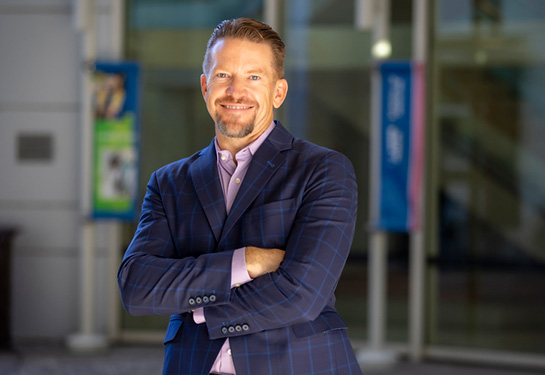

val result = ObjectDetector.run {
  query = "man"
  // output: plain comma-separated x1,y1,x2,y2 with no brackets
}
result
118,18,361,375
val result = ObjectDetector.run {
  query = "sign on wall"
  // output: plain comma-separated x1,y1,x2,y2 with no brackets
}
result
92,62,141,220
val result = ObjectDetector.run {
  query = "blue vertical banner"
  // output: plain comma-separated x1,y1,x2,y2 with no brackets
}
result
92,62,141,220
376,62,424,232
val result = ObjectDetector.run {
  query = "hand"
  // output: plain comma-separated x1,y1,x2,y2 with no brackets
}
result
245,246,285,279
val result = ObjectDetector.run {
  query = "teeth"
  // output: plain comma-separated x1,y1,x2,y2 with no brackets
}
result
224,105,251,109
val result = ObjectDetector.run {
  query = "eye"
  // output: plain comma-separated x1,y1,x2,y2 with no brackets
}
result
217,73,228,78
249,75,260,80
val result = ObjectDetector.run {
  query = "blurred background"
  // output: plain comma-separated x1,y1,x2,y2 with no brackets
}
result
1,0,544,373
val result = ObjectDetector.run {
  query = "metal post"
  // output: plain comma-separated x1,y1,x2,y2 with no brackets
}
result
355,0,373,31
408,0,429,362
67,0,108,351
106,0,125,342
264,0,280,31
357,0,397,368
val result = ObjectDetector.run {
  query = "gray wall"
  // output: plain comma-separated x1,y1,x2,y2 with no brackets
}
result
0,0,118,341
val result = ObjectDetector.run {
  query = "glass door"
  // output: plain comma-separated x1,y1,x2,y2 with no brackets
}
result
430,0,545,357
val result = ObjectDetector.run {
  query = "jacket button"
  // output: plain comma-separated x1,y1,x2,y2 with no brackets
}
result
188,298,195,306
202,296,209,303
209,295,216,302
195,297,202,304
221,327,228,334
242,324,249,331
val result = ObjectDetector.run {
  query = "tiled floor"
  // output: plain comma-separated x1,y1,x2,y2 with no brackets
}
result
1,343,544,375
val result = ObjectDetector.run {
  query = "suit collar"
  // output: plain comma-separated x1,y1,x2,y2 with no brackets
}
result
190,140,226,243
218,121,293,246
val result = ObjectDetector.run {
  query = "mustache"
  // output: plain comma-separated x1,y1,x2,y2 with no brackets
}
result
215,96,256,106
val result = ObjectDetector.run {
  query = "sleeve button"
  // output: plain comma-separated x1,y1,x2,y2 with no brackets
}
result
202,296,209,303
209,295,216,302
242,324,250,331
235,325,242,332
228,326,235,333
188,298,196,306
195,297,202,304
221,327,228,334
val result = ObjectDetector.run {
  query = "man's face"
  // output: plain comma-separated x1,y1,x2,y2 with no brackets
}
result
201,38,287,142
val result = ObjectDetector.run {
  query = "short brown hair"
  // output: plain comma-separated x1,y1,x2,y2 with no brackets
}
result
202,18,286,79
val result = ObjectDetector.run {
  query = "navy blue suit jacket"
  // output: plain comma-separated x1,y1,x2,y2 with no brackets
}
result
118,122,361,374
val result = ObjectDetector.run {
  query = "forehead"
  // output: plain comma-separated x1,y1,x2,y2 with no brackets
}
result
209,38,274,71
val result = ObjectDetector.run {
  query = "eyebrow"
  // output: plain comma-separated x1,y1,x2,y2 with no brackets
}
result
246,68,267,75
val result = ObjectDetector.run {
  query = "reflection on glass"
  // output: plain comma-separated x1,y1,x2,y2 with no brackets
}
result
434,0,545,354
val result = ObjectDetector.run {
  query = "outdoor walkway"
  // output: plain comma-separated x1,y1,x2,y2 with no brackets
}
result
0,342,543,375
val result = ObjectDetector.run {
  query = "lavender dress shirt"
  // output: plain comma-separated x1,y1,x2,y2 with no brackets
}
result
193,122,276,374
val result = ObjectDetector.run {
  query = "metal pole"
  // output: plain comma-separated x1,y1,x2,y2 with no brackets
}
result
264,0,280,31
357,0,397,368
355,0,373,31
408,0,429,362
67,0,108,351
106,0,125,342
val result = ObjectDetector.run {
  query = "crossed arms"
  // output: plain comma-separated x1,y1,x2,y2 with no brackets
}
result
118,150,357,338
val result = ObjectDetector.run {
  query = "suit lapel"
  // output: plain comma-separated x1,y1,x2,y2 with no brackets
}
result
219,122,293,245
190,141,226,243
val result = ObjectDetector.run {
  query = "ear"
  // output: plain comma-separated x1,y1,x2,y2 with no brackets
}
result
273,78,288,109
200,74,208,98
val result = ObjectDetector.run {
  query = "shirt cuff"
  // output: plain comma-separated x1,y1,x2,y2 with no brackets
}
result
193,308,205,324
231,247,253,288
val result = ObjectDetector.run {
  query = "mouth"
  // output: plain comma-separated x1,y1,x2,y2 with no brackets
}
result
221,104,254,110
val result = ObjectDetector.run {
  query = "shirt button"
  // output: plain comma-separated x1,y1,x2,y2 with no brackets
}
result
235,178,241,184
228,349,232,356
221,154,227,160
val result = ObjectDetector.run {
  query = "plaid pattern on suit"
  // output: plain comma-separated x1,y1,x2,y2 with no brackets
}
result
118,122,362,374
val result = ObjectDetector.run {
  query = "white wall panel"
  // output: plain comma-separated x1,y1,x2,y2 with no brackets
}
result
0,11,78,104
0,208,79,251
11,255,79,339
0,0,118,342
0,0,70,6
0,111,79,203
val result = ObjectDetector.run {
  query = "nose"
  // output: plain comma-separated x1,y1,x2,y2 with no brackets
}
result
227,75,245,97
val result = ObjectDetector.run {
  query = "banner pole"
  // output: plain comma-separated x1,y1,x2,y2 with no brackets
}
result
67,0,108,351
408,0,429,362
357,0,398,368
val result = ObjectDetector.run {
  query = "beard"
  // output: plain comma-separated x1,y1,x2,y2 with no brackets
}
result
214,97,257,138
216,114,255,138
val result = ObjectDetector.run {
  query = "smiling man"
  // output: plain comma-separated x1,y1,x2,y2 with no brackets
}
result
118,18,362,375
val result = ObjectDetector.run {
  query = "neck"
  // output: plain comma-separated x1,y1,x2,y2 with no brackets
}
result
215,122,271,160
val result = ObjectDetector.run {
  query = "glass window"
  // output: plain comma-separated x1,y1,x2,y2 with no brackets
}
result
432,0,545,354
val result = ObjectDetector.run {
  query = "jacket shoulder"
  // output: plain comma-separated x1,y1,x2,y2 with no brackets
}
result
153,147,207,180
290,137,354,171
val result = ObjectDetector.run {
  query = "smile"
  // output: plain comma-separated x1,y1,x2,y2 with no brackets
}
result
222,105,253,110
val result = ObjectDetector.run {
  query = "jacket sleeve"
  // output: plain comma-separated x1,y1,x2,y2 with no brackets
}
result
117,171,233,316
202,151,358,339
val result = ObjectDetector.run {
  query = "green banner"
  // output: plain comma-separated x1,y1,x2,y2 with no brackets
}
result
92,62,140,220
